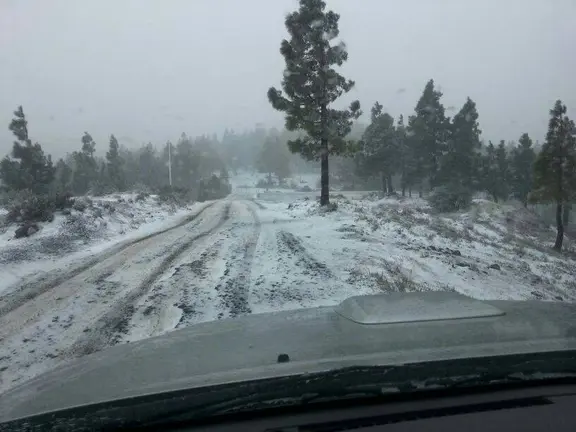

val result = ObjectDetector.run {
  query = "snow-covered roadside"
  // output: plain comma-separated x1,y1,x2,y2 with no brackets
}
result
257,192,576,303
0,195,207,295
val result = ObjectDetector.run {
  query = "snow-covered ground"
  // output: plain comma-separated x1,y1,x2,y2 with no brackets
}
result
0,193,203,295
0,172,574,395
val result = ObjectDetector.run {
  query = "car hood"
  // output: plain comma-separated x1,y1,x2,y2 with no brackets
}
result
1,292,576,422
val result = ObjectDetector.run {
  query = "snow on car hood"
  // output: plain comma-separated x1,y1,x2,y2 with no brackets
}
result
1,292,576,422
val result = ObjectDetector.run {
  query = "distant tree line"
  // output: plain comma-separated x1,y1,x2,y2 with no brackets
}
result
0,107,231,199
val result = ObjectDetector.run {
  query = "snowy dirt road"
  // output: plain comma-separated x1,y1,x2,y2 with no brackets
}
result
0,196,371,394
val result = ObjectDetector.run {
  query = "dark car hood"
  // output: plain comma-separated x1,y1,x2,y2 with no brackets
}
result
1,292,576,422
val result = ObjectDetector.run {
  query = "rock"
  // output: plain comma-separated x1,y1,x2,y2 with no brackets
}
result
531,275,543,284
451,249,462,256
554,296,564,302
277,353,290,363
27,224,39,236
456,262,470,267
62,209,71,216
14,223,39,239
531,290,544,299
489,263,501,270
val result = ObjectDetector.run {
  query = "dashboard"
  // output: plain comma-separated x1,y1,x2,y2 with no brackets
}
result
174,383,576,431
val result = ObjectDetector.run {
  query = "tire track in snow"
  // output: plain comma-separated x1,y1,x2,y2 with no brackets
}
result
68,202,232,357
215,201,261,319
250,228,336,311
122,236,226,340
277,230,333,278
0,201,217,318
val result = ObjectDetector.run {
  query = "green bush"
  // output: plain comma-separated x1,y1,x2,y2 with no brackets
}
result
89,180,115,197
7,192,55,223
428,185,473,213
5,190,76,224
256,178,272,188
156,186,194,205
198,175,231,201
72,197,92,212
135,192,149,202
52,191,75,210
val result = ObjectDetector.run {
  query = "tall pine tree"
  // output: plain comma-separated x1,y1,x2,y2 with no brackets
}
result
268,0,361,205
53,158,72,193
438,97,481,190
106,134,125,191
359,102,398,195
70,132,98,194
0,106,54,194
531,100,576,251
396,114,416,196
495,140,510,200
510,133,536,207
407,79,449,194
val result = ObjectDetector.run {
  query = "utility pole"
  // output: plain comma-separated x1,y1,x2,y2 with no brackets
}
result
167,140,173,187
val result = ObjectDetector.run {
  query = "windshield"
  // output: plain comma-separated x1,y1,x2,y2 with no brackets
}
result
0,0,575,405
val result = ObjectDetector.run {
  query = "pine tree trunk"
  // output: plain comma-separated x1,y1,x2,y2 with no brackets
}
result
380,171,387,196
408,186,412,198
418,183,423,198
387,174,394,194
320,148,329,206
402,184,406,197
319,45,330,207
562,203,571,229
554,201,564,251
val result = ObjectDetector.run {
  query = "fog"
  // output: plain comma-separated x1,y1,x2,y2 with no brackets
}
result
1,0,575,157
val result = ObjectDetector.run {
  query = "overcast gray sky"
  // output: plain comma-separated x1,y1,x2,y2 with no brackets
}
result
1,0,575,157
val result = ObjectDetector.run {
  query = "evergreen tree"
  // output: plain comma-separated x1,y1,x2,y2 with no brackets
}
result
438,97,481,190
120,146,139,190
495,140,510,200
138,143,164,188
256,136,291,186
479,140,509,202
396,115,410,196
174,133,199,189
531,100,576,251
81,132,96,156
70,132,98,194
268,0,361,205
53,158,72,192
106,134,125,191
510,133,536,207
0,106,54,194
481,141,500,201
407,79,449,193
359,102,398,195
